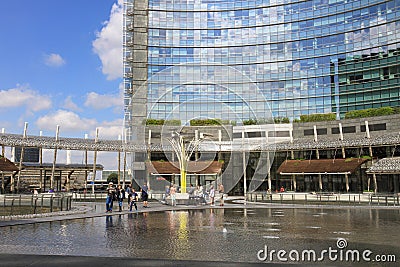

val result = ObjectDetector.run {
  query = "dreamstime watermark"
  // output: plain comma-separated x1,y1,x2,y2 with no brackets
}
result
257,238,396,263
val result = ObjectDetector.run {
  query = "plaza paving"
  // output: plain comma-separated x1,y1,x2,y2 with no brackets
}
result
0,254,287,267
1,194,399,228
0,199,292,267
0,196,399,266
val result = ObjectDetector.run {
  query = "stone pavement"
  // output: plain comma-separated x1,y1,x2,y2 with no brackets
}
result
1,196,399,228
0,199,287,267
0,199,243,227
0,254,288,267
0,197,397,266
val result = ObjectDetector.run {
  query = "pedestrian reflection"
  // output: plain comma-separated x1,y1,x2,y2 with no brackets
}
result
106,215,113,228
141,212,148,232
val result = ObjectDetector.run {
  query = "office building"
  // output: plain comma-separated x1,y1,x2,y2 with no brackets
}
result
123,0,400,194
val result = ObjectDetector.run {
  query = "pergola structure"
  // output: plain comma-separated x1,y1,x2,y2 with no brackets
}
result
146,160,223,190
366,157,400,193
278,158,368,175
1,131,400,153
20,163,103,192
277,158,368,192
1,127,400,193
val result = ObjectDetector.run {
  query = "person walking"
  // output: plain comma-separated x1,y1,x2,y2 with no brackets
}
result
198,185,207,205
129,188,139,211
141,182,149,208
125,185,132,208
170,184,177,206
106,182,116,212
188,183,195,205
163,185,170,202
209,184,215,206
218,183,225,206
116,184,125,212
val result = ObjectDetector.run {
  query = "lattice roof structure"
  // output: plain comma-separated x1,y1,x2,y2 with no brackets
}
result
367,157,400,174
1,131,400,152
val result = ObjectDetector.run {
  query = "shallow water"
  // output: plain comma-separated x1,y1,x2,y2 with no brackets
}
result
0,207,399,263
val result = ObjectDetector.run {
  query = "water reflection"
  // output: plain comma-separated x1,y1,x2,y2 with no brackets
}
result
0,208,399,262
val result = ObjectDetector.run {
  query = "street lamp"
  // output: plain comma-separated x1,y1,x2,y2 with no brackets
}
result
166,131,209,193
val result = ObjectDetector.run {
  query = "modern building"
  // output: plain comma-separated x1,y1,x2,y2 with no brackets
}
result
121,0,400,194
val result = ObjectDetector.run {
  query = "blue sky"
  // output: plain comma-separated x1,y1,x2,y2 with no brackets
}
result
0,0,124,140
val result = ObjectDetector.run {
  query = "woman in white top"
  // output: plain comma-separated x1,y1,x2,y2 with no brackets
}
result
209,185,215,206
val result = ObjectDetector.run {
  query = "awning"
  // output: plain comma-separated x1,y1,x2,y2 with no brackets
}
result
0,156,18,172
146,161,223,175
367,157,400,174
277,158,368,175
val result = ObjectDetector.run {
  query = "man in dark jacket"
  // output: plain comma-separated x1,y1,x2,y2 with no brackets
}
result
116,184,125,212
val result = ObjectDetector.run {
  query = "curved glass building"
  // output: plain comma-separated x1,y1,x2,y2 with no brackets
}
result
124,0,400,129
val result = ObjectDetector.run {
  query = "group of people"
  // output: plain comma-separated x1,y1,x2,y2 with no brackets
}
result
165,183,225,206
105,181,226,211
105,182,149,213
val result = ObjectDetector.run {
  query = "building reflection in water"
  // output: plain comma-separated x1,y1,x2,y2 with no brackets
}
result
20,207,393,261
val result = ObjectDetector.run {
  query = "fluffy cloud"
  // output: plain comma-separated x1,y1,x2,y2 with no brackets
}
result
44,53,66,67
84,91,122,110
36,110,97,133
36,110,123,140
0,84,52,112
90,119,124,140
62,96,82,112
92,0,123,80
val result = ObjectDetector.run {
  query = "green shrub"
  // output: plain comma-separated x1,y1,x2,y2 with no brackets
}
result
361,155,372,160
393,107,400,114
299,113,336,122
243,119,258,125
107,173,118,184
144,119,181,126
164,119,181,126
145,119,165,125
190,119,227,126
344,107,394,119
274,117,290,124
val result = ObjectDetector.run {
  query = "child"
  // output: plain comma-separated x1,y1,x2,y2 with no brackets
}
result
129,188,139,211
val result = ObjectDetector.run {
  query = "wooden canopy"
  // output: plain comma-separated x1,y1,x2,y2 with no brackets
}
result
0,156,18,172
146,161,223,175
277,158,368,175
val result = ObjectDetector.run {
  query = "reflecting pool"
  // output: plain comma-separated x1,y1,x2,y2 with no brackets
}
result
0,207,399,264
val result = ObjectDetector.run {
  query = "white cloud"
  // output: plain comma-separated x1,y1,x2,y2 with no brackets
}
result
0,84,52,112
84,91,122,110
44,53,66,67
36,110,97,133
62,96,82,112
90,119,124,140
35,110,123,140
92,0,123,80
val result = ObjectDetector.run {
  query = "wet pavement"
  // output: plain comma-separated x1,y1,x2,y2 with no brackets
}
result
0,199,399,266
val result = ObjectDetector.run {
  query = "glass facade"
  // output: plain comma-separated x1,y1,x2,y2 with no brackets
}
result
124,0,400,125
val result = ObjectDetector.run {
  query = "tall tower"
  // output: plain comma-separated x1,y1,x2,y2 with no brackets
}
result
124,0,400,127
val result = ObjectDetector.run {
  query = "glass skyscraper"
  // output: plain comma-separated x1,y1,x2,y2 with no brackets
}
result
124,0,400,134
